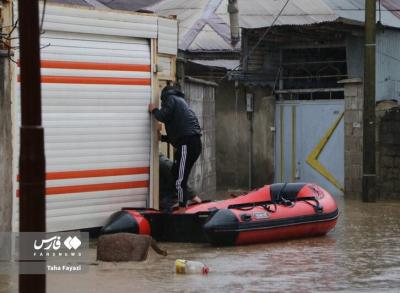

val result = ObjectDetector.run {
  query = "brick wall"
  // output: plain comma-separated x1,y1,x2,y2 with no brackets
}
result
341,78,364,199
377,106,400,199
341,76,400,200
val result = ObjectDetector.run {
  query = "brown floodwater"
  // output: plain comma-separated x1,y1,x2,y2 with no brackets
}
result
1,197,400,292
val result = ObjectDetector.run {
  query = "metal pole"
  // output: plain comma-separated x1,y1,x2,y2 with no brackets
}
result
18,0,46,291
234,81,239,189
248,112,253,190
362,0,376,202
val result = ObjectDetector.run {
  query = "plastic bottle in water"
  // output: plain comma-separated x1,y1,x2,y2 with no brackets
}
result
175,259,209,274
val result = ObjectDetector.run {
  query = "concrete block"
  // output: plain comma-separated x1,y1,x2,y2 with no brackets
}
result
382,181,394,193
344,164,351,177
356,110,363,123
381,156,394,168
346,190,362,200
381,167,393,179
379,168,387,179
394,133,400,145
350,165,362,179
380,146,396,156
97,233,167,262
345,110,358,123
394,157,400,168
345,139,354,152
394,180,400,192
344,86,358,97
344,110,353,123
381,133,394,145
345,123,353,137
386,110,399,121
352,126,363,137
351,97,362,110
345,141,352,152
356,85,364,99
344,185,353,195
353,139,363,152
394,121,400,133
356,190,363,199
349,152,363,165
356,97,364,109
381,121,392,133
345,110,363,123
345,122,363,138
345,97,354,109
345,150,351,158
389,168,400,179
351,178,362,192
345,136,353,151
347,157,360,168
344,177,352,187
345,136,358,149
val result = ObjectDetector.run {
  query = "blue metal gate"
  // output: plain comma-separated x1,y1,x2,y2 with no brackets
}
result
275,100,344,196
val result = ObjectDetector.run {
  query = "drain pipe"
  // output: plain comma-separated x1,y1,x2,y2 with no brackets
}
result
246,93,254,190
228,0,240,44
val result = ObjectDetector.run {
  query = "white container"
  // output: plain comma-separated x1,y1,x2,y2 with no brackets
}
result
175,259,209,274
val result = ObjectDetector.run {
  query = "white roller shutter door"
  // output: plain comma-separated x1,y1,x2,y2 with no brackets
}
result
15,31,152,231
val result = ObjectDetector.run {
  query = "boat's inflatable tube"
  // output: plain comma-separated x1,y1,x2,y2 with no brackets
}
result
100,183,338,246
100,209,152,236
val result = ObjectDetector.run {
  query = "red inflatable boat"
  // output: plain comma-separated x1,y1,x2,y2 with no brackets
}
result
101,183,338,246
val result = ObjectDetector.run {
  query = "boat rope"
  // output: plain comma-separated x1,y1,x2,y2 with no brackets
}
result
301,197,324,214
261,203,277,213
228,196,323,214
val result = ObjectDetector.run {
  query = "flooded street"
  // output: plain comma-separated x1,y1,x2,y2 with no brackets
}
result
2,197,400,292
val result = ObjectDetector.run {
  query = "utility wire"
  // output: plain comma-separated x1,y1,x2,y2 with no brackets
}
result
377,50,400,63
328,8,400,11
222,0,291,81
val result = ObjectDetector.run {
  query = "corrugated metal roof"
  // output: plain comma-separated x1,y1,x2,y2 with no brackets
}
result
48,0,91,6
327,0,400,28
146,0,400,52
96,0,162,11
49,0,400,53
48,0,162,10
146,0,239,51
83,0,109,9
190,59,240,69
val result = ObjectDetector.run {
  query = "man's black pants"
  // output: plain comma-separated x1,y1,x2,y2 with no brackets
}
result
172,135,202,207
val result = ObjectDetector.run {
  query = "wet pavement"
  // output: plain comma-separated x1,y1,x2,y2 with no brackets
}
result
1,197,400,292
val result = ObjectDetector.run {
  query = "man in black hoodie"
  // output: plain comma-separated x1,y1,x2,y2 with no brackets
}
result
149,85,202,212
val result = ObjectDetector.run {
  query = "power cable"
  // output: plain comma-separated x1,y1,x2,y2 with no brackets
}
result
40,0,47,33
378,50,400,63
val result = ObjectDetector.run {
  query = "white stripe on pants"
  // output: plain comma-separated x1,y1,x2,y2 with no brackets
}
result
176,145,187,204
